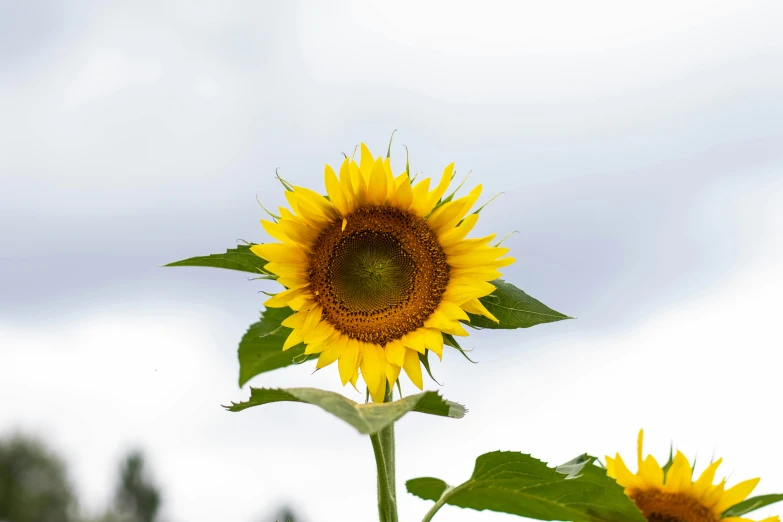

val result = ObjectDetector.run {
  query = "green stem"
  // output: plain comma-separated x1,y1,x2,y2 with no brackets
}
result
370,387,398,522
420,486,454,522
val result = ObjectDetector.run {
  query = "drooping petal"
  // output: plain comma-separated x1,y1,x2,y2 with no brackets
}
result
338,337,359,385
360,343,384,398
401,330,426,354
385,362,401,387
423,328,444,359
403,348,423,389
385,340,406,367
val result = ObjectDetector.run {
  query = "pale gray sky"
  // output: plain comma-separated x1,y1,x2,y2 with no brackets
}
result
1,2,782,521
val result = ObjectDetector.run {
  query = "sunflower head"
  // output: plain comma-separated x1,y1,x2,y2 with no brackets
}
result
606,430,779,522
251,142,513,402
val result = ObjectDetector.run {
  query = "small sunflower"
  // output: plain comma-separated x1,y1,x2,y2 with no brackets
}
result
251,142,512,402
606,430,779,522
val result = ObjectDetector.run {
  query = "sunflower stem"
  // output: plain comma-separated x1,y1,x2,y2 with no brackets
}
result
370,388,398,522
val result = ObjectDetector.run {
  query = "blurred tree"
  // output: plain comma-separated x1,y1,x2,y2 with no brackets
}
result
270,506,300,522
0,434,78,522
108,452,161,522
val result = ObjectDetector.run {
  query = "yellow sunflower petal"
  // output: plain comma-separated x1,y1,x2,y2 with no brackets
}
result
360,343,384,397
302,305,323,334
281,310,307,329
261,219,290,244
252,243,306,264
424,311,469,336
425,162,454,213
450,266,503,282
385,340,406,367
360,142,375,180
263,262,308,280
303,320,334,344
282,329,303,351
349,160,368,205
338,158,357,212
638,455,664,488
403,348,423,389
316,336,346,368
448,246,510,268
279,217,320,248
423,328,444,360
338,337,359,386
408,178,431,216
606,454,643,490
428,185,482,234
713,478,761,513
394,174,413,210
460,298,498,323
287,293,315,311
325,164,350,217
437,300,471,322
367,158,388,205
264,286,309,308
442,233,497,257
693,459,723,498
664,451,694,492
385,362,401,387
438,213,479,247
401,330,426,354
443,281,496,304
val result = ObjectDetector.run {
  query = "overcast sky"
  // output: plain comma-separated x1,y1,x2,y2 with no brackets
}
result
2,2,782,522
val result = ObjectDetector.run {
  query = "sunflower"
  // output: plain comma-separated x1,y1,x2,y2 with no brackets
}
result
606,430,779,522
251,142,512,402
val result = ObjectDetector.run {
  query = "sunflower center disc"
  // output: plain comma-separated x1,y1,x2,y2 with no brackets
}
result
308,206,450,345
631,490,718,522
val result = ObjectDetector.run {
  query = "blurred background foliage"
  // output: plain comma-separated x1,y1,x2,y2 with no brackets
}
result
0,433,300,522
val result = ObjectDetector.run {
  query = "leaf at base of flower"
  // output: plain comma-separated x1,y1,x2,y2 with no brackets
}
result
225,387,466,435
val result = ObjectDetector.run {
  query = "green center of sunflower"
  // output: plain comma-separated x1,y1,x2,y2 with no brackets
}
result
630,490,718,522
331,231,416,313
308,206,450,345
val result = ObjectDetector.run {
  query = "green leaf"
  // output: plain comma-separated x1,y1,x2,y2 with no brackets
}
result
467,279,571,329
164,244,271,275
724,494,783,517
225,388,466,435
238,307,305,387
407,452,645,522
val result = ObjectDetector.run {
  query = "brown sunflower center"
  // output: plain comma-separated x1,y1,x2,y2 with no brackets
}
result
308,206,450,344
630,489,719,522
